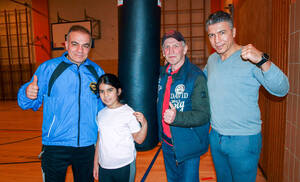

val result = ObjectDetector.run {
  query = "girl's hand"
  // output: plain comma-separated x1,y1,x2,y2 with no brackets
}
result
93,162,99,180
133,112,147,126
132,112,148,144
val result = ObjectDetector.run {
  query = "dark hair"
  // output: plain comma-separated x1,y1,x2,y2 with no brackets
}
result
66,25,91,44
96,73,122,94
205,11,233,31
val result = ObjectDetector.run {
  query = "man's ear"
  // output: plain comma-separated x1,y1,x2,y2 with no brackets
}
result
117,88,122,96
232,27,236,38
65,41,69,50
162,47,165,57
183,44,188,55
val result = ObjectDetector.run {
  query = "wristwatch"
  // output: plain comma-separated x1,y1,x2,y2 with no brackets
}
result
256,53,269,67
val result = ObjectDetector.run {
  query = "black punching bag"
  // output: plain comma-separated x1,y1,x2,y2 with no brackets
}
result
118,0,161,151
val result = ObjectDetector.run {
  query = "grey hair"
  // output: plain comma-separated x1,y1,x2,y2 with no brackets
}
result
66,25,92,45
162,40,186,49
181,41,186,47
205,11,233,31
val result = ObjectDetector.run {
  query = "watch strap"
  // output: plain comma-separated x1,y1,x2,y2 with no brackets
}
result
256,53,269,67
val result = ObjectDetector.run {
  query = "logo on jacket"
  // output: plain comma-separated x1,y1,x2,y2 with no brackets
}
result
171,84,188,112
171,84,188,100
157,77,162,92
89,82,98,95
158,85,162,92
175,84,185,95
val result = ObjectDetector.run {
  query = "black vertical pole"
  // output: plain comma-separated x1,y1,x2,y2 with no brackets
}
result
118,0,161,151
15,9,24,86
0,10,5,100
4,10,15,100
25,8,33,76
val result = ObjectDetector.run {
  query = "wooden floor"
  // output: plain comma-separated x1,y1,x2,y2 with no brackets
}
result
0,101,266,182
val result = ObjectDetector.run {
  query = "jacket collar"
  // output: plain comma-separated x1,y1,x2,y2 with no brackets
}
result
164,56,190,80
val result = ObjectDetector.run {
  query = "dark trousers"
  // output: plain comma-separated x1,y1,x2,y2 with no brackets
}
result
41,145,95,182
98,162,132,182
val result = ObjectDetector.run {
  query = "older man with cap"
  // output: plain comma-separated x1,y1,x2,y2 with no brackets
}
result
157,30,210,182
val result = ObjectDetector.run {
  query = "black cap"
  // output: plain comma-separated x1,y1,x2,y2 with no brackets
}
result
162,30,185,45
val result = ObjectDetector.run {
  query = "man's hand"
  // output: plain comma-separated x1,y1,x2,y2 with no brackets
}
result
26,75,39,100
241,44,263,64
163,102,177,124
241,44,271,71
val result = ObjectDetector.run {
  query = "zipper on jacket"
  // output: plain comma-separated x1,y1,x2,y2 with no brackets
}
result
77,69,81,147
47,115,56,137
159,74,179,165
169,127,179,166
171,141,179,166
171,139,179,166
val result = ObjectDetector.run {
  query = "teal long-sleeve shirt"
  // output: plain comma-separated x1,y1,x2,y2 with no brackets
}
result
204,50,289,135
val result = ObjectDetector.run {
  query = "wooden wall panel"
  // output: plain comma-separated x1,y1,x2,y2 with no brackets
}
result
233,0,270,177
233,0,289,181
267,0,289,181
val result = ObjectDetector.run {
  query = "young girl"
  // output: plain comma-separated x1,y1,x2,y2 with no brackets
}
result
93,73,148,182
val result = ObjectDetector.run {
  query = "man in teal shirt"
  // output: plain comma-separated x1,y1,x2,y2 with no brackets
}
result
204,11,289,182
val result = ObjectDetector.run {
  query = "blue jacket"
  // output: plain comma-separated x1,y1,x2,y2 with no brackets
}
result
18,52,104,147
157,57,210,162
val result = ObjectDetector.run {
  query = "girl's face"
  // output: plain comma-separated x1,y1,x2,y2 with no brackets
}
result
99,83,122,109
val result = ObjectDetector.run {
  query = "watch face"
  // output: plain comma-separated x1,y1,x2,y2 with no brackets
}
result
263,53,269,60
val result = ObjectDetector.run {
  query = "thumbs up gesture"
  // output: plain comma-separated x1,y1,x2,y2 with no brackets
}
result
163,102,177,124
26,75,39,100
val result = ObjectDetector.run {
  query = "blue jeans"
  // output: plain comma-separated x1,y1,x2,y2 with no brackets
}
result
162,141,200,182
209,129,262,182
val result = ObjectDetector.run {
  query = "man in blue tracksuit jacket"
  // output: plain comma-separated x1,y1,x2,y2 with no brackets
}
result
157,30,210,182
18,25,104,182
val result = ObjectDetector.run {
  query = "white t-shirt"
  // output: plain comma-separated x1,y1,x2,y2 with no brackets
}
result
96,104,141,169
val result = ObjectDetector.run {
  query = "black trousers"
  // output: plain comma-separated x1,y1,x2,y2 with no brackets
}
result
99,163,131,182
41,145,95,182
